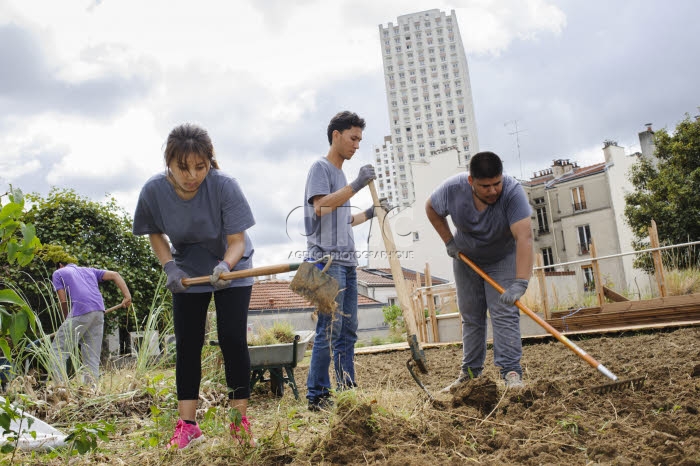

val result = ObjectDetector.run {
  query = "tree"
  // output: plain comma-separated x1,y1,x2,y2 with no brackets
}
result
6,188,165,350
624,113,700,269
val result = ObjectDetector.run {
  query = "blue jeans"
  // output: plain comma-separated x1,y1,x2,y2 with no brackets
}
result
453,251,523,379
306,264,358,400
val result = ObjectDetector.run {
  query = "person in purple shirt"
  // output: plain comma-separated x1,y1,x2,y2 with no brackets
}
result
426,151,533,391
51,262,131,384
133,123,257,449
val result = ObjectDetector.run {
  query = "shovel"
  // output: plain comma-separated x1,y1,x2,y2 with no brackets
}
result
181,257,339,315
457,252,645,394
368,180,428,375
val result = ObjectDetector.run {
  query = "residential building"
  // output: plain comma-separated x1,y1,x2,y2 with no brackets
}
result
374,136,400,205
367,146,465,281
523,137,651,297
357,266,449,305
378,9,479,207
368,128,655,297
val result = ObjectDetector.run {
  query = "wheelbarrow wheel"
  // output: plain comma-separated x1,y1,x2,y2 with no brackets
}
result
269,369,285,397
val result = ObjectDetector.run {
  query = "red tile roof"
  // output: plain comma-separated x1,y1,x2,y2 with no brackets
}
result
249,280,381,310
357,267,449,287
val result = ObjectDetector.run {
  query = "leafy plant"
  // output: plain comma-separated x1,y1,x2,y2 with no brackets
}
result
0,187,41,267
64,419,115,455
0,188,40,361
0,395,37,462
381,304,404,332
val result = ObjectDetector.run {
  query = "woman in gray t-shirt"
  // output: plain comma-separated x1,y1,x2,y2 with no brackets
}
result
133,123,256,449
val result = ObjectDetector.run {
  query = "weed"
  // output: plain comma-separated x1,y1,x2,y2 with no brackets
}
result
558,416,580,435
248,321,296,346
0,394,37,463
64,419,115,455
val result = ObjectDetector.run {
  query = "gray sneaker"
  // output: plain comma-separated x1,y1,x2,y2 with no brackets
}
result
504,371,524,388
440,372,471,393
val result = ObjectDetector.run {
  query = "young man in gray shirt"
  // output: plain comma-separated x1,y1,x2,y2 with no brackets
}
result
426,151,533,390
304,111,381,411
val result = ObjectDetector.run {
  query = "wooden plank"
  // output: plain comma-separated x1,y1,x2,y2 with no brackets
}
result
603,286,629,302
536,254,550,320
649,219,667,297
424,263,440,343
590,241,605,307
602,293,700,313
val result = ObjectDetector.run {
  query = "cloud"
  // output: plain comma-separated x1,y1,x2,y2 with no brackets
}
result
0,23,152,119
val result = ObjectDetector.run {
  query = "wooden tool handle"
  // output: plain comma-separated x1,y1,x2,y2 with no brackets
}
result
368,180,419,337
181,263,298,287
457,252,616,377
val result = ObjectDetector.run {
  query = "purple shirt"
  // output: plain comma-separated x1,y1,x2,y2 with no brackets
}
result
52,264,107,317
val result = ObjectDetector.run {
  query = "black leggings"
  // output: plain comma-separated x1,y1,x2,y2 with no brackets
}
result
172,286,252,400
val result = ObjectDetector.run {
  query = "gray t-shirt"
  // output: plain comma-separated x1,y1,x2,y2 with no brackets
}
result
133,169,255,291
430,173,531,264
304,158,358,266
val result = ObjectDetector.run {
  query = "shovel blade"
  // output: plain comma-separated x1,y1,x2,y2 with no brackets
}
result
289,262,339,315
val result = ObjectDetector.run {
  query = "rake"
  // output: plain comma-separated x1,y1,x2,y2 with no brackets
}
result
458,252,646,394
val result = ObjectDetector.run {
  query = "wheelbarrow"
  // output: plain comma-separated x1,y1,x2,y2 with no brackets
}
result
210,330,314,400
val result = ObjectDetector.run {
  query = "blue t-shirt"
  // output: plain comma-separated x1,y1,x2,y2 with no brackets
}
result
304,158,358,266
133,169,255,292
430,173,531,264
52,264,106,317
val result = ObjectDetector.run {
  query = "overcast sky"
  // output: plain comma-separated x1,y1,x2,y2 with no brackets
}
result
2,0,698,268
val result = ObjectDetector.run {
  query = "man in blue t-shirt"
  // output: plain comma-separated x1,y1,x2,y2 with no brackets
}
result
303,111,382,411
426,151,533,390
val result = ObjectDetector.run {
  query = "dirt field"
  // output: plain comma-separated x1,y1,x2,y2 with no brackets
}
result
8,325,700,465
289,325,700,465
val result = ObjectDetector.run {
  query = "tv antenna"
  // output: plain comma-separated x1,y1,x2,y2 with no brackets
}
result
505,120,526,179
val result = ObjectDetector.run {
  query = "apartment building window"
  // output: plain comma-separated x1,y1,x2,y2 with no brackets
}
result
577,225,592,255
542,247,554,272
582,265,595,292
535,199,549,233
572,186,587,211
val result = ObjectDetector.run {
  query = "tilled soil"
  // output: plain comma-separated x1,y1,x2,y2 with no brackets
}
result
293,325,700,465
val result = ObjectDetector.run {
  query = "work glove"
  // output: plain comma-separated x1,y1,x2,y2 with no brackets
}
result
445,238,459,259
350,164,376,193
364,198,391,220
210,261,232,290
499,279,529,305
164,261,189,293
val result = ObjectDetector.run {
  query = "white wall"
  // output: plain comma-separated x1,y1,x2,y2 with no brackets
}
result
367,147,464,282
604,144,652,292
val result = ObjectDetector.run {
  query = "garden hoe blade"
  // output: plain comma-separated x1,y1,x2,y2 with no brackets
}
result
588,375,647,394
406,359,434,401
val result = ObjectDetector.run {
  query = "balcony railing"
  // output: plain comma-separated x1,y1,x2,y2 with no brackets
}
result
573,201,587,212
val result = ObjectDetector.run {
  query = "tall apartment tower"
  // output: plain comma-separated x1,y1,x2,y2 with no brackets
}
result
378,9,479,207
373,136,400,205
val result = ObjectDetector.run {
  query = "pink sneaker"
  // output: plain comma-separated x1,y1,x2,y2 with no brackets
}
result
230,415,256,447
167,419,204,449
